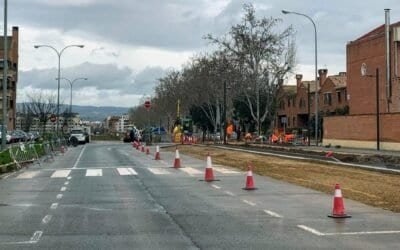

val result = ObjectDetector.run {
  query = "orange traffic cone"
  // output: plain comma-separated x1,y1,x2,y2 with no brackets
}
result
173,147,181,168
146,147,150,155
328,184,351,218
141,145,145,153
243,164,256,190
204,153,216,182
155,145,161,160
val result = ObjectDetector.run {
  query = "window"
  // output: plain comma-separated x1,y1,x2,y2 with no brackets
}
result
324,93,332,105
337,91,342,103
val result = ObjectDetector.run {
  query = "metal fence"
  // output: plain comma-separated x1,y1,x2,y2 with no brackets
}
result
8,142,42,169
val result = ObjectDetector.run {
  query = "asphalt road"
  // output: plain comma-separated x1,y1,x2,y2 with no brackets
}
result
0,141,400,249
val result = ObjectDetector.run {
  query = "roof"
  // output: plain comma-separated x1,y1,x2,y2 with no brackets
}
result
302,81,319,93
281,85,297,95
351,21,400,43
328,75,347,89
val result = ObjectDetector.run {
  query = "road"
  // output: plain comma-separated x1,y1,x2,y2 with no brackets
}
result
0,141,400,249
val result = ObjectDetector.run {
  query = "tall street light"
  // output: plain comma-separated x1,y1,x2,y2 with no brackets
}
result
34,44,84,136
282,10,319,145
1,0,8,150
57,77,88,114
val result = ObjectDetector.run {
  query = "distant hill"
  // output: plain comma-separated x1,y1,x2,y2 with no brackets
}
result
17,103,130,121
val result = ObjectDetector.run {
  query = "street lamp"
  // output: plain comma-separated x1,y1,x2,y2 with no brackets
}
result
282,10,319,145
34,44,84,136
1,0,8,150
57,77,88,115
361,63,380,150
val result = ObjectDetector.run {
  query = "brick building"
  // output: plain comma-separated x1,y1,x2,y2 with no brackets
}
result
324,21,400,150
276,70,348,133
0,26,18,130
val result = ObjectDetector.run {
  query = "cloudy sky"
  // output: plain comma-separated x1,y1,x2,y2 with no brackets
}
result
8,0,400,107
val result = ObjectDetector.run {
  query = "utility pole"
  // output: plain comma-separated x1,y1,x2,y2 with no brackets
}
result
2,0,8,150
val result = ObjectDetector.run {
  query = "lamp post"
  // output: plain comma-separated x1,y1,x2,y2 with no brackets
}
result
282,10,319,145
34,44,84,137
57,77,88,114
1,0,7,150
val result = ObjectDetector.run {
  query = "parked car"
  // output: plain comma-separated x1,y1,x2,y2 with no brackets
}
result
0,131,12,143
12,130,29,142
70,128,86,144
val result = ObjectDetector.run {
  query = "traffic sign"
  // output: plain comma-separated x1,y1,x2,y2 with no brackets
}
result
50,114,57,123
144,100,151,110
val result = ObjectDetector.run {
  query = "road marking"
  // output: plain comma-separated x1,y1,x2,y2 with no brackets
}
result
67,176,72,180
242,199,256,206
64,181,69,185
263,210,283,218
56,194,63,199
60,186,67,192
147,168,170,175
117,168,138,176
16,171,39,179
297,225,325,236
51,170,71,178
85,169,103,176
41,215,52,224
297,224,400,237
211,184,221,189
73,145,86,169
30,231,43,243
180,167,202,176
213,166,240,174
50,203,58,209
225,191,235,196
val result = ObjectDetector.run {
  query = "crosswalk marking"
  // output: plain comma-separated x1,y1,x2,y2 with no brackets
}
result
51,170,71,178
16,171,40,179
213,166,240,174
180,167,202,175
147,168,170,175
117,168,138,176
85,169,103,177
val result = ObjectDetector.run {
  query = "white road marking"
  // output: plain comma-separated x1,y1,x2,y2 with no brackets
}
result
50,203,58,209
41,215,52,224
85,169,103,177
67,176,72,180
56,194,63,199
180,167,202,176
64,181,69,185
147,168,170,175
16,171,39,179
60,186,67,192
297,225,326,236
50,170,71,178
213,166,240,174
264,210,283,218
29,231,43,243
242,199,256,206
225,191,235,196
117,168,138,176
298,224,400,237
73,145,86,169
211,184,221,189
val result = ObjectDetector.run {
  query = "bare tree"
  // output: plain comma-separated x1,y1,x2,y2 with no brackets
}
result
25,92,57,134
206,3,296,135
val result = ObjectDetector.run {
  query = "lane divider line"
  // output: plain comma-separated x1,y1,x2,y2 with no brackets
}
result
297,225,325,236
41,215,52,224
56,194,63,200
29,231,43,244
73,145,86,169
225,191,235,196
242,199,256,206
67,176,72,180
211,184,221,189
64,181,69,185
263,210,283,218
60,186,67,192
50,203,58,210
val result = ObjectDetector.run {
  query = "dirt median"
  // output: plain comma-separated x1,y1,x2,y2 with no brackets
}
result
166,145,400,213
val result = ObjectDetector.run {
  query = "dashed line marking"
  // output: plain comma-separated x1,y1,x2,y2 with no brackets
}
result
41,215,52,224
263,210,283,218
50,203,58,209
56,194,63,199
64,181,69,185
242,199,256,206
147,168,170,175
180,167,202,176
225,191,235,196
67,176,72,180
85,169,103,176
60,186,67,192
30,231,43,243
211,184,221,189
117,168,138,175
73,145,86,169
51,170,71,178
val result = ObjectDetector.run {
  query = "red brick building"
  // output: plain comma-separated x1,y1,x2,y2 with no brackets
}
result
276,70,348,134
324,21,400,150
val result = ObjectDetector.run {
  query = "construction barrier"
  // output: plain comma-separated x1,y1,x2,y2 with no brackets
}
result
9,142,42,169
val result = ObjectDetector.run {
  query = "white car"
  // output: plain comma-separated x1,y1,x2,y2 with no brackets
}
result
70,129,86,144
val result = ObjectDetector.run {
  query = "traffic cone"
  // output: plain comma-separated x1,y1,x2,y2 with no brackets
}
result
325,151,334,158
146,147,150,155
204,153,216,182
132,141,136,148
141,145,145,153
173,147,181,168
155,145,161,160
328,184,351,218
243,164,256,190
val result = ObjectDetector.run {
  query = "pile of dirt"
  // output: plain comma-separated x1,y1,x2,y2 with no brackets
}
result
168,145,400,213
